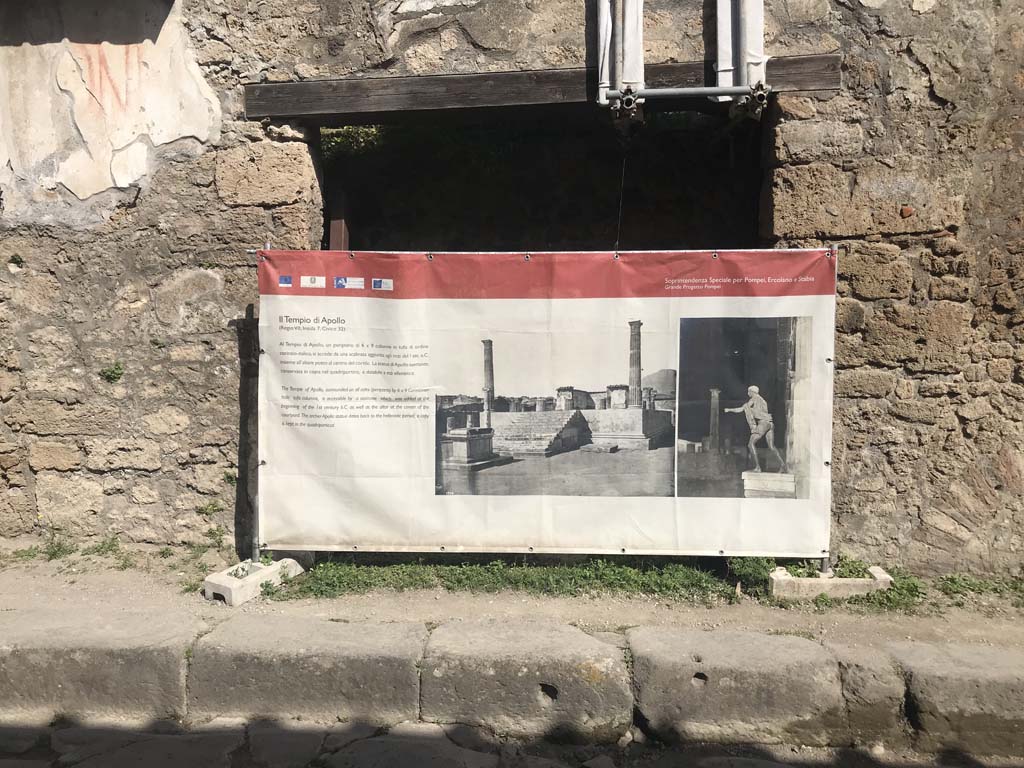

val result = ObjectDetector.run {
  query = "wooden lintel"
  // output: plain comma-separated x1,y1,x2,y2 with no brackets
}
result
244,54,841,123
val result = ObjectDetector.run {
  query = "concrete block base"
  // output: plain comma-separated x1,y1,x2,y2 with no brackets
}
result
768,566,893,600
202,558,304,607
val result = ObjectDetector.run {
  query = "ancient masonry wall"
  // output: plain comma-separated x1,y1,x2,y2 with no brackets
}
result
0,0,1021,574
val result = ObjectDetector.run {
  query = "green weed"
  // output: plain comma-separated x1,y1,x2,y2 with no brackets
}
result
274,558,734,604
223,471,237,486
43,533,76,561
98,361,125,383
158,547,174,559
12,546,40,560
196,501,223,517
8,254,24,267
833,555,871,579
726,557,776,595
82,535,121,557
848,568,926,612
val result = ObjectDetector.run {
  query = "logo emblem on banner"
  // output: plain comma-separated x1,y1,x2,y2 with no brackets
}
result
278,275,293,288
300,275,326,288
335,277,365,289
372,278,394,291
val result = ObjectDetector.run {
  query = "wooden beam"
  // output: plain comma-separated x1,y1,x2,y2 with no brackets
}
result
244,54,841,123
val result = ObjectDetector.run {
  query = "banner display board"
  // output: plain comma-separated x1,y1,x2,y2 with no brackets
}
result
257,250,836,556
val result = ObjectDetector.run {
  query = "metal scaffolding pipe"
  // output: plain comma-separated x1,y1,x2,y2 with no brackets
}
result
607,85,756,100
597,0,613,105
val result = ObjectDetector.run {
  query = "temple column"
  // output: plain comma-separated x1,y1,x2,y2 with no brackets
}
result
482,339,494,428
709,388,720,451
628,320,643,408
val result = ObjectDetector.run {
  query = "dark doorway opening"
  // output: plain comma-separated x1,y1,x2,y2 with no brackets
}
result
318,111,764,252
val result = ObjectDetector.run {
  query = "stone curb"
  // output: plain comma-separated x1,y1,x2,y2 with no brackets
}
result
0,609,206,722
188,615,427,724
421,620,632,742
1,614,1023,757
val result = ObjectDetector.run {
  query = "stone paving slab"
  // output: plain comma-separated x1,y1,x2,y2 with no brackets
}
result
189,614,427,724
889,642,1024,756
0,608,206,721
421,620,632,742
628,628,845,746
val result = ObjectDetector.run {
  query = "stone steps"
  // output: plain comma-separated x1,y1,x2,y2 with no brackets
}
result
492,411,578,456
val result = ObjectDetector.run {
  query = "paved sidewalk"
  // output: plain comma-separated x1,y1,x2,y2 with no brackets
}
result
2,563,1024,765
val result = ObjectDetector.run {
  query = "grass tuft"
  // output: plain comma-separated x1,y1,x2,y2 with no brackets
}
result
43,533,76,561
848,568,925,612
726,556,776,595
82,535,121,557
275,558,735,604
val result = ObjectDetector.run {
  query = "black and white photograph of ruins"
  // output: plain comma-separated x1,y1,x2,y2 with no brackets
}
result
434,320,677,497
676,317,812,500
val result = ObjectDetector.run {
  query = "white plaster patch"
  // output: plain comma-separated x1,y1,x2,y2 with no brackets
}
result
111,140,150,188
0,0,221,212
911,0,937,12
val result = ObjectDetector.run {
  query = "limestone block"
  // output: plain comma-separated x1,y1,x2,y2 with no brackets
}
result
248,719,331,768
141,405,191,435
34,472,105,534
826,643,908,747
835,298,867,333
773,121,863,164
629,628,845,745
768,566,893,600
27,442,82,472
324,723,498,768
190,615,426,723
5,400,120,437
888,642,1024,755
421,620,632,742
765,162,965,239
0,608,204,720
215,142,318,208
0,489,34,537
84,439,162,472
839,244,913,300
202,558,304,607
73,733,243,768
834,370,896,398
151,269,225,327
861,302,971,373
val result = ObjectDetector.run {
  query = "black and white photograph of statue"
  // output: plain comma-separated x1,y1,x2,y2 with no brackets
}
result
675,316,812,500
434,320,677,497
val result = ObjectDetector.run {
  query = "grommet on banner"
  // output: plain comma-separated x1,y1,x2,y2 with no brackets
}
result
825,357,833,363
824,461,831,467
613,252,620,260
712,252,719,259
426,253,434,261
260,459,267,466
524,253,531,262
348,252,355,260
259,348,266,355
439,546,446,552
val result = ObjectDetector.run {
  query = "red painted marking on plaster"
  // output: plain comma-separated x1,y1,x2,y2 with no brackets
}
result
257,250,837,299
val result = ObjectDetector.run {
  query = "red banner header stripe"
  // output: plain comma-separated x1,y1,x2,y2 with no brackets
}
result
257,250,836,299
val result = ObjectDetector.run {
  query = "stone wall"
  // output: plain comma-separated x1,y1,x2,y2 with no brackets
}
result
763,0,1024,574
0,0,1021,574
